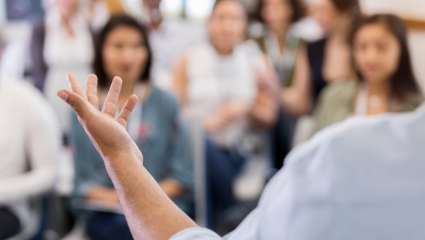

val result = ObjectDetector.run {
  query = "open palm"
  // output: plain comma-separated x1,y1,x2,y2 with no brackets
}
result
58,73,142,162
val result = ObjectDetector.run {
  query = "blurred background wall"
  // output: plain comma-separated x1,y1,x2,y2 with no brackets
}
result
0,0,423,89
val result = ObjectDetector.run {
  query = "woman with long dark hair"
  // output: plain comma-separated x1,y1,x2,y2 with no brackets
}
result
313,14,423,133
70,15,194,240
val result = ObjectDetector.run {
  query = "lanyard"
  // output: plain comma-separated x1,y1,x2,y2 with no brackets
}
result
127,85,148,140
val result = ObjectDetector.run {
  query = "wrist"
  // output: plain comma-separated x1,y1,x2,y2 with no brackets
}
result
103,143,143,166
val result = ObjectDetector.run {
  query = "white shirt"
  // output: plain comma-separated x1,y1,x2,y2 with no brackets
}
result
185,42,264,148
44,9,94,133
149,19,206,91
172,104,425,239
0,81,60,237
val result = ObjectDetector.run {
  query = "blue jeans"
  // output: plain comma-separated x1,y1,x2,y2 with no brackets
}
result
86,211,132,240
205,139,245,229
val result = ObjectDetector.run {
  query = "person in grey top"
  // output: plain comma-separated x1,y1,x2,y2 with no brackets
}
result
70,15,193,240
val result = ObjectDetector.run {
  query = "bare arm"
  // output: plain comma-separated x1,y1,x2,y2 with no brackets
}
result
160,179,185,199
203,101,251,133
58,74,196,240
249,61,280,128
280,47,312,116
172,56,189,105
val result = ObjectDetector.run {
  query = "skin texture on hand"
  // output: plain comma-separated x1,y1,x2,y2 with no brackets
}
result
58,73,196,240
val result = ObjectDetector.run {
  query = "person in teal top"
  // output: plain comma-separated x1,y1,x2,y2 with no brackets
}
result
70,15,193,240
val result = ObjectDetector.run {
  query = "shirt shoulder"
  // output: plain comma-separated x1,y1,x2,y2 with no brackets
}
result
150,86,180,116
320,80,359,105
312,80,359,132
2,81,56,122
3,81,44,105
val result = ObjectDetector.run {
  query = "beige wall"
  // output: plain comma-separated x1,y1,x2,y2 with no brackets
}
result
362,0,425,18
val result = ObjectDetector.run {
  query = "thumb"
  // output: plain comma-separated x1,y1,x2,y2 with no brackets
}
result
58,90,90,118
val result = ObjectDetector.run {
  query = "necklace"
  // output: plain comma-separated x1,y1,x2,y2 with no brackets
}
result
127,84,150,140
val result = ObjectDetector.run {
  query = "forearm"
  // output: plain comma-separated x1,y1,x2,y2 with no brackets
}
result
250,94,278,128
103,149,197,240
224,102,250,120
0,165,56,204
280,88,311,116
204,102,250,132
160,179,185,199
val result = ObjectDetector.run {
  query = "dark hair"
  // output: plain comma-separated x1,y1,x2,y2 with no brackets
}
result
331,0,362,17
212,0,247,16
93,14,152,89
256,0,305,23
350,14,422,102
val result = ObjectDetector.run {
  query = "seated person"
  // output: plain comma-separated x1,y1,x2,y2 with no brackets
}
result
172,0,277,229
254,0,306,168
0,80,59,239
58,59,425,240
313,14,423,134
70,15,194,240
305,0,362,105
30,0,94,134
140,0,206,91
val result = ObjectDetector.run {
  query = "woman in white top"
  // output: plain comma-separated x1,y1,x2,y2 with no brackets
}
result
172,0,277,230
30,0,94,135
0,80,60,239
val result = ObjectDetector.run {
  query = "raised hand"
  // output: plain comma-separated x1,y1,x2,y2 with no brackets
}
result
57,73,142,162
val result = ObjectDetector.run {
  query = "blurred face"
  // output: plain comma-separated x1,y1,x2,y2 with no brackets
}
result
354,23,401,84
262,0,293,31
142,0,161,10
309,0,339,33
57,0,80,18
103,26,148,86
208,1,247,54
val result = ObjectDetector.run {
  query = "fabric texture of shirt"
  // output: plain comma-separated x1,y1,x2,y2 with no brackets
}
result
255,31,301,88
149,19,206,91
71,86,194,213
171,104,425,239
0,81,60,237
184,42,261,148
39,7,94,134
312,80,423,134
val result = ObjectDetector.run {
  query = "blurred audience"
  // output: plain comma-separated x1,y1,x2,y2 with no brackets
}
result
30,0,94,135
254,0,306,168
312,14,424,133
305,0,362,106
141,0,206,91
71,15,194,240
255,0,305,85
87,0,110,31
0,80,60,239
172,0,276,230
289,0,363,147
1,0,424,237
